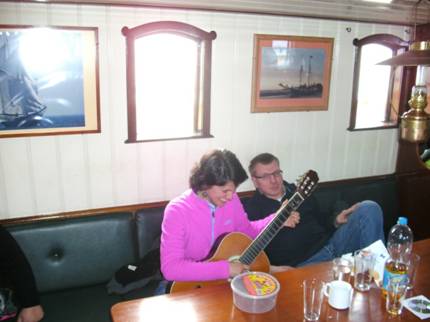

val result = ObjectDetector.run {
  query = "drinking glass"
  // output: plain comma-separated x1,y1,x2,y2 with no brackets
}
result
303,279,324,321
405,253,421,290
386,277,408,316
354,250,375,292
332,257,353,283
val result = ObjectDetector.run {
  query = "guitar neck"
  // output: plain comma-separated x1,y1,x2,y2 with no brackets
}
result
239,191,305,265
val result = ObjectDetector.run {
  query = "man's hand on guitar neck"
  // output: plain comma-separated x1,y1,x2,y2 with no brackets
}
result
284,211,300,228
229,262,250,278
280,199,301,228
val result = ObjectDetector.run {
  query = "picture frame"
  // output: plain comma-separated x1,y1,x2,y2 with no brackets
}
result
0,25,100,138
251,34,334,112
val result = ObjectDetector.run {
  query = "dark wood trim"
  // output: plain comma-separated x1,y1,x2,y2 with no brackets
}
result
352,34,408,49
395,22,430,174
395,170,430,241
347,124,398,131
122,21,216,143
349,34,409,131
124,25,137,143
0,201,167,226
348,40,361,129
0,0,416,26
122,21,217,41
0,174,397,226
396,140,428,173
125,133,214,144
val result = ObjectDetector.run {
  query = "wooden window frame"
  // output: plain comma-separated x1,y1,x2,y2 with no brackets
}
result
122,21,216,143
349,33,410,131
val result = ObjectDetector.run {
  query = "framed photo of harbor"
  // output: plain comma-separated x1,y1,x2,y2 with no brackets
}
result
0,25,100,138
251,34,333,112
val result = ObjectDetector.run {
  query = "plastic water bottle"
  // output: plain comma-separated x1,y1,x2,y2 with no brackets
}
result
381,217,413,296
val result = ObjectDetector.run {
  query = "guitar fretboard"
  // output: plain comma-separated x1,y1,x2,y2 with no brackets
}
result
239,191,305,265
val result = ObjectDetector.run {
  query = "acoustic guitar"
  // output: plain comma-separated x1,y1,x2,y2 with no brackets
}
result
170,170,319,293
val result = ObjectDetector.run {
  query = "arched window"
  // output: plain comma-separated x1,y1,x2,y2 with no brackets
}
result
349,34,409,130
122,21,216,142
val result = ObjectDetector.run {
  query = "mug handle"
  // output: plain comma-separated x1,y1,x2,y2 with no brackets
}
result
323,283,331,297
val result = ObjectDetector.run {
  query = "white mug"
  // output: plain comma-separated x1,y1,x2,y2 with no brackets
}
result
324,280,353,310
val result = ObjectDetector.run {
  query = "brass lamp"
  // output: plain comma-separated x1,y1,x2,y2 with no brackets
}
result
378,41,430,143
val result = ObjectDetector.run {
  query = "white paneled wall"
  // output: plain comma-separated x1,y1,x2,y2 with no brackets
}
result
0,2,406,219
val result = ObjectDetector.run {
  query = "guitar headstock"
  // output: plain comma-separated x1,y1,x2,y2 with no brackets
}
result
296,170,319,197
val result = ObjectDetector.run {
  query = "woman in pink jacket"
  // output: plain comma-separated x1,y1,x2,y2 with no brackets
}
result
160,149,299,291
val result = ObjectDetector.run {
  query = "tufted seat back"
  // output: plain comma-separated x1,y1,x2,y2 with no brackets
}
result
313,175,399,238
135,207,164,258
8,212,137,293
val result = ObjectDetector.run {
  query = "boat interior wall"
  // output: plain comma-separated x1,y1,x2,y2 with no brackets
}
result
5,0,430,25
0,1,410,220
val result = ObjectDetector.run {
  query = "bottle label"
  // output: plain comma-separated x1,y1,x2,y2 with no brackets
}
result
382,269,407,291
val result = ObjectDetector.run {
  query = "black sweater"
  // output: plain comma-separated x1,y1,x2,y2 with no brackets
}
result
243,181,337,266
0,225,40,309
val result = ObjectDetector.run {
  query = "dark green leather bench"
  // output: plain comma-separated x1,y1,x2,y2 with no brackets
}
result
7,212,159,322
4,174,400,322
312,174,399,238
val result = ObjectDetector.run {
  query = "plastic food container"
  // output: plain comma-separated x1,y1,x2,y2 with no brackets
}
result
230,271,280,313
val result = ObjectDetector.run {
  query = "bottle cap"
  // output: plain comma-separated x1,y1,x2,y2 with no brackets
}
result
398,217,408,225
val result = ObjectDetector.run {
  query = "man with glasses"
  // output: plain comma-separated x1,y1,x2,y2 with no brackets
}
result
243,153,384,267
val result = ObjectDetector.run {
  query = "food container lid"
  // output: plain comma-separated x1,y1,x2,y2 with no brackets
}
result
231,271,280,299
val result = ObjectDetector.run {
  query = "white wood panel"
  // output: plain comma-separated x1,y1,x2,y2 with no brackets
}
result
0,2,20,24
255,15,281,35
210,15,236,149
0,144,8,217
388,132,399,172
111,143,139,205
27,137,63,214
86,134,115,208
164,140,189,197
0,2,405,219
57,136,89,210
309,111,332,181
230,17,257,164
0,140,35,216
44,4,85,25
358,131,378,177
133,6,164,23
278,16,302,36
291,112,316,178
186,139,214,172
137,142,165,202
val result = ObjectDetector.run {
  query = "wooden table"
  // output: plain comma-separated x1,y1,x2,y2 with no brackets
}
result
111,239,430,321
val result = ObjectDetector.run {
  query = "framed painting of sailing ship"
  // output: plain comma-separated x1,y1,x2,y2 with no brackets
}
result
251,34,333,112
0,25,100,138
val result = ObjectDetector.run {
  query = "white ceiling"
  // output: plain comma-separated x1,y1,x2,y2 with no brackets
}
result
7,0,430,25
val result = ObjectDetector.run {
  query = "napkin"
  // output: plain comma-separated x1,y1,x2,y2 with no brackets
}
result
341,239,389,286
402,295,430,319
363,239,389,285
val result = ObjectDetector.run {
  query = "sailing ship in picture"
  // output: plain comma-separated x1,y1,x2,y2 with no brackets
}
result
259,47,326,99
251,35,333,112
0,26,99,137
0,31,52,129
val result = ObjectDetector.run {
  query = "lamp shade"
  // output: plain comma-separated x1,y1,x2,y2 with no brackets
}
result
377,41,430,66
377,41,430,143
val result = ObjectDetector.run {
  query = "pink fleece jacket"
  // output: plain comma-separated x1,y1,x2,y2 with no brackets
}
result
160,189,274,282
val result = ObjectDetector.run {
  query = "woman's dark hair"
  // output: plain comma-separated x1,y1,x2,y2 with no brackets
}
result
189,149,248,192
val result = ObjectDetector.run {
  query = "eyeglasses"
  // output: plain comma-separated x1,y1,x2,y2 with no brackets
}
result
253,170,283,181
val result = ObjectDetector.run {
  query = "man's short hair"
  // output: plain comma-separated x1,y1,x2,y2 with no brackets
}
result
248,153,279,177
